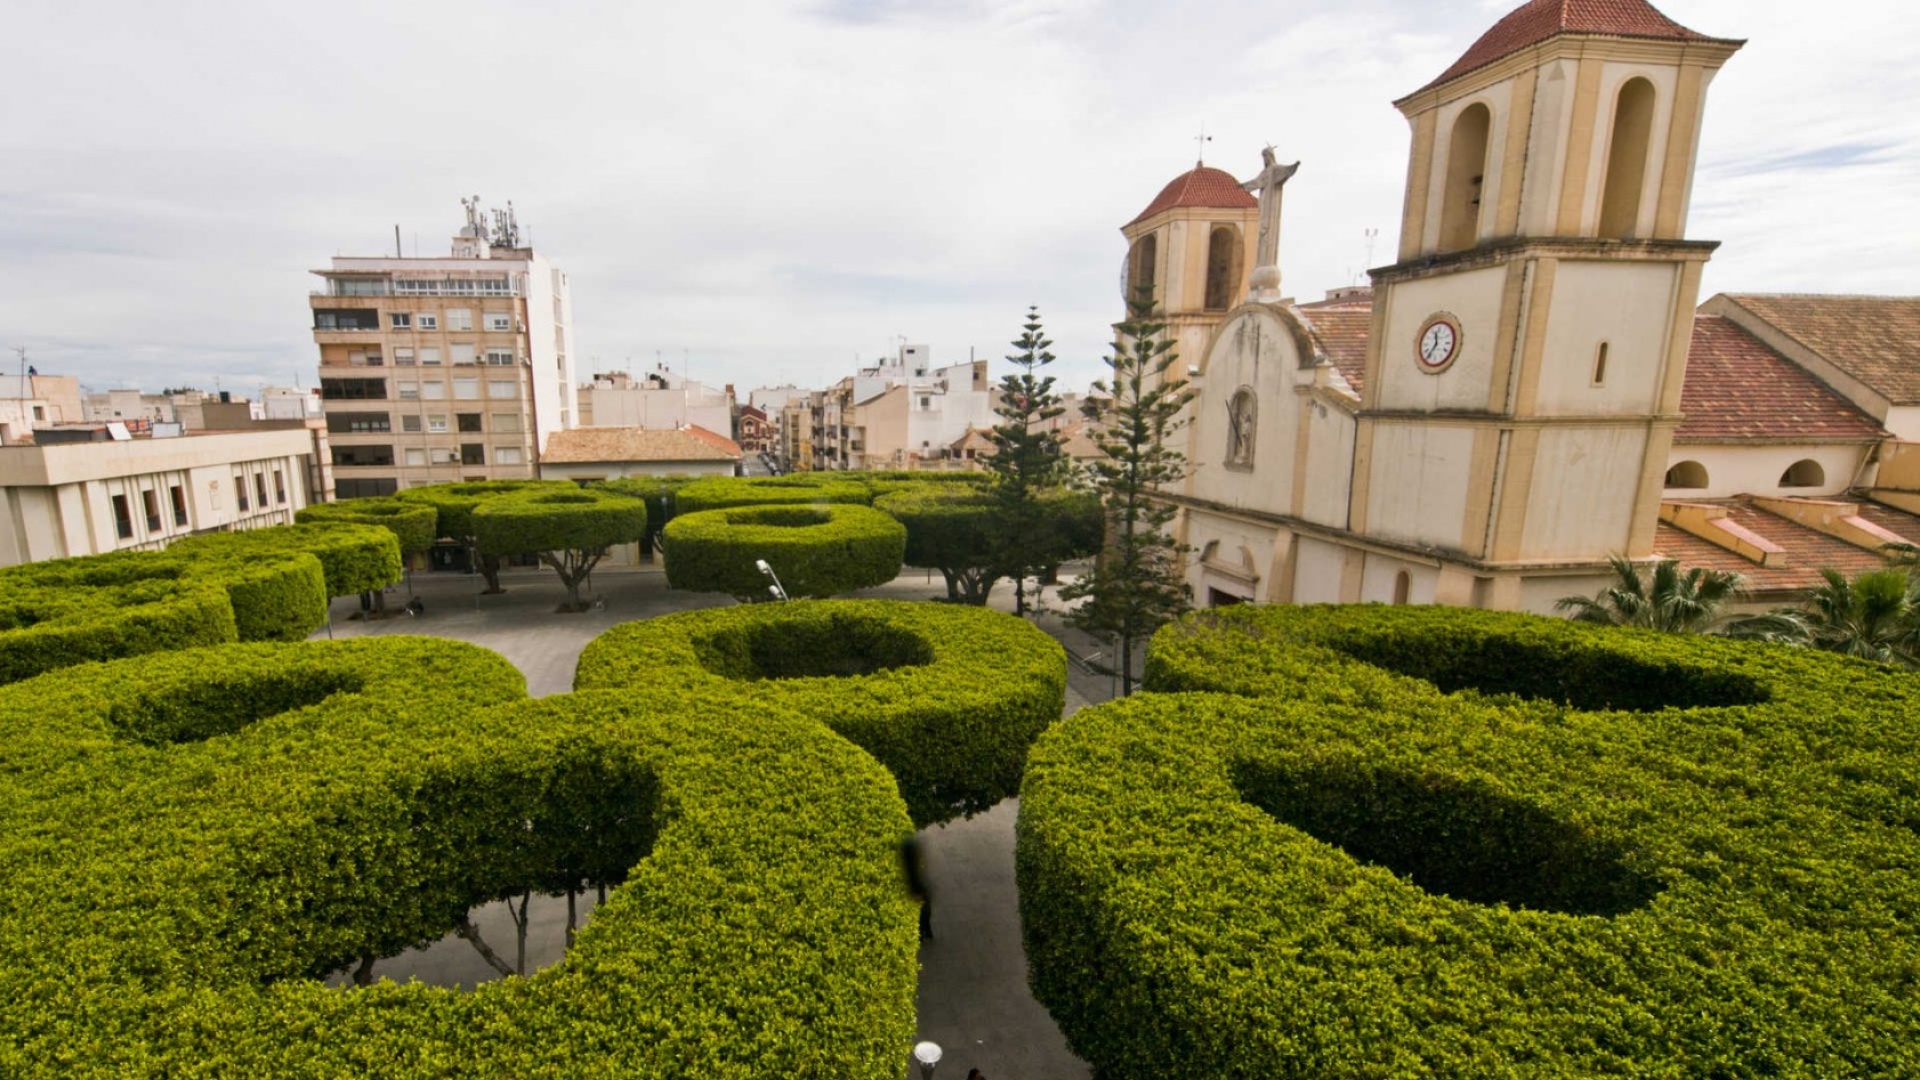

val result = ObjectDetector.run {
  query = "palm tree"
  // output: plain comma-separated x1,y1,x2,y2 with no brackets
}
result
1768,567,1920,668
1555,555,1746,634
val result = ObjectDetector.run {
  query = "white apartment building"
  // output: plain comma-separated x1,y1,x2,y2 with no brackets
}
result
577,366,733,435
0,374,83,436
0,425,327,567
311,200,577,498
809,345,995,470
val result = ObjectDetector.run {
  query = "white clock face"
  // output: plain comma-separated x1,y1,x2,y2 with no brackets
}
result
1416,318,1460,372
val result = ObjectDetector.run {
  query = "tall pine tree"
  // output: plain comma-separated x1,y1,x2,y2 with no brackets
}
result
1060,292,1194,694
986,305,1069,615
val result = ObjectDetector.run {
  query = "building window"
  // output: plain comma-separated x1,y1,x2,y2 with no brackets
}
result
492,412,522,433
390,312,412,329
32,405,45,421
404,448,427,466
327,411,392,433
319,378,387,401
486,313,512,332
235,474,250,511
1664,461,1709,490
1780,459,1826,488
1225,388,1257,469
457,413,483,433
396,381,420,401
453,377,480,400
416,313,438,331
401,415,422,433
420,381,446,401
112,494,134,539
485,349,514,366
450,343,477,366
487,379,517,400
446,309,473,331
461,444,486,466
496,446,524,465
1128,234,1158,301
273,470,286,504
336,478,398,498
427,414,449,434
254,473,269,509
393,348,415,366
141,489,162,532
430,447,458,465
1439,102,1492,253
1592,342,1611,386
1392,571,1412,606
1204,225,1240,311
1599,78,1657,240
314,309,380,331
418,347,442,366
169,485,188,527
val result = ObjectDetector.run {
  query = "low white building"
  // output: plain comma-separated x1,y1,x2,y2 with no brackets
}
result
538,425,742,482
0,424,330,567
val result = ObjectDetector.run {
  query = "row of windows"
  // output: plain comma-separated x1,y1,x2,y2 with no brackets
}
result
388,311,516,332
109,484,190,540
339,347,519,367
322,376,522,401
1664,459,1827,491
331,442,527,471
331,410,525,435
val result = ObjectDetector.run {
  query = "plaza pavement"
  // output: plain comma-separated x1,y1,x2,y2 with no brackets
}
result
317,562,1104,1079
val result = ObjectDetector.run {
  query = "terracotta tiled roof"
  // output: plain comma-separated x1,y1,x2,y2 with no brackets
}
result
1676,316,1886,443
1720,294,1920,406
542,426,741,464
1298,304,1372,394
1414,0,1736,95
1654,498,1920,596
1127,165,1258,228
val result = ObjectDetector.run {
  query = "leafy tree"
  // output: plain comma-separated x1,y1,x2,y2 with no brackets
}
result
1555,555,1746,634
472,489,647,612
987,305,1070,615
1731,567,1920,667
1060,293,1195,695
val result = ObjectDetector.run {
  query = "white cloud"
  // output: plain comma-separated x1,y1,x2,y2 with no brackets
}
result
0,0,1914,399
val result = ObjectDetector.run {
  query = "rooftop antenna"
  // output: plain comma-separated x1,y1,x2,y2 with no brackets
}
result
12,346,26,398
395,224,403,259
1361,227,1380,280
1194,125,1213,166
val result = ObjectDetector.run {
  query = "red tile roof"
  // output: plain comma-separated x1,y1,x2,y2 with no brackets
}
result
1655,498,1920,596
542,426,741,464
1298,304,1372,394
1413,0,1737,95
1128,165,1258,228
1676,316,1886,443
1719,294,1920,406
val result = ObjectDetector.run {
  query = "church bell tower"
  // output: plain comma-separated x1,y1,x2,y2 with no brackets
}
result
1119,163,1262,374
1349,0,1742,597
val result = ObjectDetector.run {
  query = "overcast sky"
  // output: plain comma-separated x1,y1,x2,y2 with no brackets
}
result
3,0,1915,399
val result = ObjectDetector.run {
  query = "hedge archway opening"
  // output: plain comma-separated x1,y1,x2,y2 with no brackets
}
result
696,613,935,681
1233,759,1661,917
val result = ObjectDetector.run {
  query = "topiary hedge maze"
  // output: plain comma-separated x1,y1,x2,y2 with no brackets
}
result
0,553,242,685
671,474,874,514
662,503,905,599
577,599,1067,826
174,521,403,601
0,637,919,1077
296,496,440,559
1017,604,1920,1078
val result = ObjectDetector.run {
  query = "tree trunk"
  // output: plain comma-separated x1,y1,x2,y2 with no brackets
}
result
353,954,376,987
566,888,577,950
454,917,517,978
513,890,530,976
479,553,506,594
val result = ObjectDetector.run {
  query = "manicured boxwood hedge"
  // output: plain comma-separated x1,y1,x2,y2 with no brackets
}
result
662,503,906,599
296,497,440,557
671,474,874,514
576,599,1066,826
598,475,699,537
1018,604,1920,1079
471,486,648,558
0,638,917,1078
174,522,402,601
396,480,576,541
0,553,239,684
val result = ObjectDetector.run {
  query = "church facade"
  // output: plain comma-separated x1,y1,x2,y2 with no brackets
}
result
1134,0,1920,615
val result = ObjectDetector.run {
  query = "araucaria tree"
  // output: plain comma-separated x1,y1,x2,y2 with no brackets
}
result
987,305,1070,615
1060,294,1195,694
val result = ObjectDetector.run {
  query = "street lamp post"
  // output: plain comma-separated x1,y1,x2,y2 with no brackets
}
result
912,1041,942,1080
755,558,789,602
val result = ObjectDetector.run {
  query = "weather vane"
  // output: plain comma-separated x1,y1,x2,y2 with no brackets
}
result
1194,125,1213,166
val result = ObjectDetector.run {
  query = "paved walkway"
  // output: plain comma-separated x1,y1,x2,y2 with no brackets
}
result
319,565,1101,1079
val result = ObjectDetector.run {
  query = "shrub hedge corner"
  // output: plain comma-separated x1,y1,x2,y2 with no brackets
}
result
661,503,905,599
1019,604,1920,1078
576,599,1067,826
296,497,440,557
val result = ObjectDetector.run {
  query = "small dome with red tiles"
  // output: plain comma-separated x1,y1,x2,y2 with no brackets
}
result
1411,0,1740,96
1127,165,1258,228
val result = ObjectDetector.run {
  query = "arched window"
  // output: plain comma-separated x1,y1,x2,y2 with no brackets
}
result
1204,226,1240,310
1392,571,1412,606
1665,461,1709,489
1225,388,1256,468
1128,234,1158,303
1599,78,1657,239
1439,103,1492,253
1780,459,1825,488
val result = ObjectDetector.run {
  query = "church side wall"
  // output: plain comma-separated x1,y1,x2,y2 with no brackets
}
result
1517,426,1647,559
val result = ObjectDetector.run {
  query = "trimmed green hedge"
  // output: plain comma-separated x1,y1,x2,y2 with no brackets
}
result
0,638,917,1077
577,599,1066,826
296,497,440,557
0,554,239,684
396,480,576,540
175,522,402,601
874,485,999,571
598,475,699,537
1019,605,1920,1078
662,503,905,599
471,487,648,558
672,474,873,514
